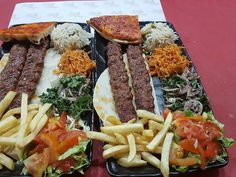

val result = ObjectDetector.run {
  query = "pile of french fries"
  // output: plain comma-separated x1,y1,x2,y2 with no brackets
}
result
87,110,182,177
0,91,51,170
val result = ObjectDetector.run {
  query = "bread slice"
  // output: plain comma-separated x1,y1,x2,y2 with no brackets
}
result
87,15,142,44
0,22,56,44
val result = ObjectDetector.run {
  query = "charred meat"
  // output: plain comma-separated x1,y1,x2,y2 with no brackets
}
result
127,45,155,112
10,39,49,108
0,44,28,101
107,42,136,122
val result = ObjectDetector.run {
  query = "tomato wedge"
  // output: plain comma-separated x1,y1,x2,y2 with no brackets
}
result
173,110,185,120
197,144,206,170
51,158,76,173
58,130,87,154
205,141,221,159
24,148,49,177
40,132,60,164
29,143,47,155
202,121,222,140
179,139,199,154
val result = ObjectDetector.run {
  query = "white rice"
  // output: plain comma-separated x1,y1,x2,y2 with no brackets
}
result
141,22,179,52
51,23,93,52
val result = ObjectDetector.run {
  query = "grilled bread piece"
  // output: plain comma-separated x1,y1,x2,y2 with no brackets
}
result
87,15,142,44
0,22,56,44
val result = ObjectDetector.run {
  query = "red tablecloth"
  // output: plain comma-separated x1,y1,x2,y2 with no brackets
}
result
0,1,235,177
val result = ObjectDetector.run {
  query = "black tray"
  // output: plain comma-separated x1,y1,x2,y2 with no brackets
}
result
0,23,94,177
92,21,229,177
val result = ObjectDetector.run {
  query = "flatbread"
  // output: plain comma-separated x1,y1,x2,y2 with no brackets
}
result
0,22,56,44
88,15,142,44
93,68,160,121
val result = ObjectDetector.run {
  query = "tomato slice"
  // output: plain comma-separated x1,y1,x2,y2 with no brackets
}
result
204,141,221,159
29,143,47,155
24,148,49,177
57,130,87,154
40,133,60,164
59,112,67,129
202,121,222,140
179,139,199,154
51,158,76,173
173,110,185,120
173,117,192,127
187,116,204,122
197,144,206,170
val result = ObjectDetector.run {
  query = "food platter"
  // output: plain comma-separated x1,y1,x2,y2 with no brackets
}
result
0,17,233,177
92,21,229,177
0,23,95,176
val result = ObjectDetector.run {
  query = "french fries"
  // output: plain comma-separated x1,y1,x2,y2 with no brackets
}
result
160,132,174,177
127,134,136,162
0,137,16,146
117,155,147,167
0,91,16,118
103,145,129,159
114,133,127,145
148,120,163,133
0,153,15,170
137,109,164,122
0,116,18,135
147,112,173,151
101,123,143,135
29,103,51,131
86,131,117,144
2,104,40,120
89,109,176,177
16,93,28,160
19,114,48,148
141,152,161,168
103,144,114,150
0,92,51,170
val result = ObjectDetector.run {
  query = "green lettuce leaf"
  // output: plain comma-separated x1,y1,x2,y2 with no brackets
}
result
219,137,234,148
71,155,89,174
203,112,224,129
46,166,62,177
184,110,194,117
172,165,188,173
58,141,89,161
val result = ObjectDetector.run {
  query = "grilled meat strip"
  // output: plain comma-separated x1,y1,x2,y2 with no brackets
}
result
0,44,28,101
10,39,49,108
107,42,136,122
127,45,155,112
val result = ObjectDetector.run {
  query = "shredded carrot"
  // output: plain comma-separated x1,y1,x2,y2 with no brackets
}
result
54,49,96,77
145,44,189,78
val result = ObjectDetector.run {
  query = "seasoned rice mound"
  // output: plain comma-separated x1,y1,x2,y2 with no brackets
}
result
141,22,179,52
51,23,92,52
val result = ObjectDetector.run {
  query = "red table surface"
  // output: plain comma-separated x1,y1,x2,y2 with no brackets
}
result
0,0,236,177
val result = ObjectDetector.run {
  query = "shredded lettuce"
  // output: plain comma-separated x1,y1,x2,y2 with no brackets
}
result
184,110,194,117
46,166,62,177
215,155,226,163
202,112,224,129
71,155,89,174
219,137,234,148
58,141,89,160
187,152,201,164
46,154,89,177
172,165,188,173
